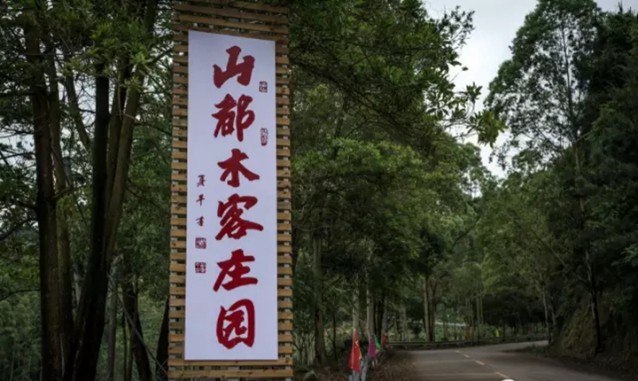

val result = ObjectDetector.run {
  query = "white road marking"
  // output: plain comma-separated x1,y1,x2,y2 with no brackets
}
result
423,373,500,377
496,371,513,379
475,360,485,366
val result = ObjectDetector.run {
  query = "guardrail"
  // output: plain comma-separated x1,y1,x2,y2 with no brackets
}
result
389,335,547,350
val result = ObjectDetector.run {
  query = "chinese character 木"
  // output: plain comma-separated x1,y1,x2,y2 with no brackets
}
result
217,148,260,188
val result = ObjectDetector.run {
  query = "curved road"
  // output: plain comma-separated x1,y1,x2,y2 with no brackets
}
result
400,341,623,381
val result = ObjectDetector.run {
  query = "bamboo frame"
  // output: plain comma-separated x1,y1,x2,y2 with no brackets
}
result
170,1,292,379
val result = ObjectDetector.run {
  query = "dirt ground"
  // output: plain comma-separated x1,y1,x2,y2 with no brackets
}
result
294,350,413,381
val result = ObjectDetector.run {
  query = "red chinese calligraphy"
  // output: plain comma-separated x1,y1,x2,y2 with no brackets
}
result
215,194,264,240
213,46,255,88
217,148,260,188
212,94,255,142
197,175,206,187
216,299,255,349
196,216,204,227
196,194,205,206
213,249,257,292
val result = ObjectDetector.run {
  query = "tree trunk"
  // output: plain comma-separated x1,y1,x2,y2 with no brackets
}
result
423,276,435,342
45,40,75,363
366,278,374,338
123,311,132,381
399,304,408,341
66,67,110,381
9,348,14,381
542,292,551,343
24,14,65,381
423,276,430,341
352,287,359,331
476,296,481,340
67,3,158,379
312,237,328,365
122,279,152,381
381,297,388,335
107,283,118,381
428,282,437,342
155,299,169,381
332,308,338,362
589,276,603,353
443,306,449,341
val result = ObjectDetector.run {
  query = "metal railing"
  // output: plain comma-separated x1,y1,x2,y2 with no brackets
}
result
389,334,547,350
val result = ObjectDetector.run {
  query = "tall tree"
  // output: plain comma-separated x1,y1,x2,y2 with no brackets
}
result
486,0,605,351
3,1,169,379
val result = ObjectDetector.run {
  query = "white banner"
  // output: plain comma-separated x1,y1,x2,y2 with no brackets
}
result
185,31,277,360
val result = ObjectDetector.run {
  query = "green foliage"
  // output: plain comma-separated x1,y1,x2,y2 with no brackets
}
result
487,0,600,164
485,2,638,369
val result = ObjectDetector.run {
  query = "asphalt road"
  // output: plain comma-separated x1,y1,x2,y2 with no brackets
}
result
402,341,623,381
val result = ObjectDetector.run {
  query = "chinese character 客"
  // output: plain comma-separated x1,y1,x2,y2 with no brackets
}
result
215,194,264,240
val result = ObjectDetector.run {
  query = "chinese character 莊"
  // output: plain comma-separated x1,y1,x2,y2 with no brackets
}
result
213,249,258,292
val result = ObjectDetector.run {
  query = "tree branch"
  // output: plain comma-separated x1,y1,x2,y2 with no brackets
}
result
0,289,38,303
0,218,35,241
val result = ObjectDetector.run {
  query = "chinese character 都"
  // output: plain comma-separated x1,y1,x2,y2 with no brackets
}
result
212,94,255,142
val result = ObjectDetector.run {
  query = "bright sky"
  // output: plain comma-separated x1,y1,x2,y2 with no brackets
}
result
423,0,638,175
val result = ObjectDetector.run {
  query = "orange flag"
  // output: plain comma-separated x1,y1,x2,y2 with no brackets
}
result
348,329,362,373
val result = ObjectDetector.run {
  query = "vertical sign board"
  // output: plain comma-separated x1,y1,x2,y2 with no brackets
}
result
170,2,293,379
186,31,277,360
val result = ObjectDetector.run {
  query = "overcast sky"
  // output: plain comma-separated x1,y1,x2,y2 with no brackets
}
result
422,0,638,175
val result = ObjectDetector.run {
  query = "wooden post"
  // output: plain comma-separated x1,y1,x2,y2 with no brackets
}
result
169,1,293,379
